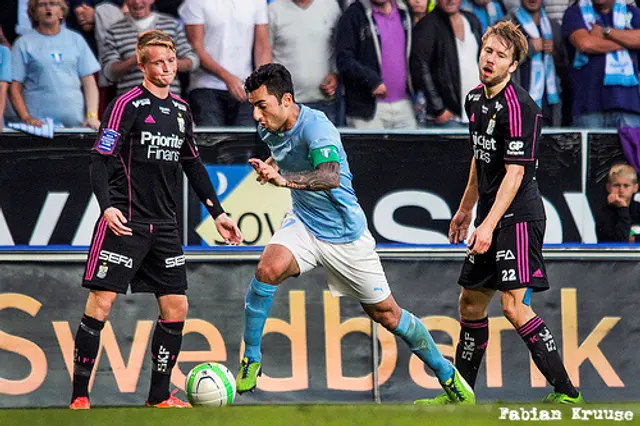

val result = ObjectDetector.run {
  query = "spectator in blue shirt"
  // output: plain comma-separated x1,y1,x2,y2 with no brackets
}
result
9,0,101,129
0,41,11,132
562,0,640,128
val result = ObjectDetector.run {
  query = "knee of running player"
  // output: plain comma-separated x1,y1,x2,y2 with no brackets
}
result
85,290,117,321
500,291,534,327
255,262,287,285
458,292,489,321
364,301,402,331
157,294,188,322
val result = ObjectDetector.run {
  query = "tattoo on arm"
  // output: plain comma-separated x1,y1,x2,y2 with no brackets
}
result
283,162,340,191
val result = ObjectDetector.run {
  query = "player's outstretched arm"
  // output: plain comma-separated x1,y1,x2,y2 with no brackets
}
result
249,158,340,191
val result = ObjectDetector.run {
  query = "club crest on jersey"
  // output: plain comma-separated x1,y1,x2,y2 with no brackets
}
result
96,128,120,154
486,115,496,135
50,52,63,63
177,113,185,133
96,264,108,279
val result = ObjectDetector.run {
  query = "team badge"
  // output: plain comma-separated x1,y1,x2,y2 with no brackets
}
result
486,114,496,135
96,128,120,154
97,264,108,279
177,113,185,133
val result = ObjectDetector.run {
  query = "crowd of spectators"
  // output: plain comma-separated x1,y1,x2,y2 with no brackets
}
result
0,0,639,131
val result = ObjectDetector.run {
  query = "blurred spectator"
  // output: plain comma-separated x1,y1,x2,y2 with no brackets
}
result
9,0,100,129
503,0,572,23
337,0,417,129
410,0,482,127
66,0,99,54
562,0,640,128
461,0,505,32
102,0,198,96
154,0,182,17
408,0,436,24
1,0,19,44
508,0,569,126
596,163,640,242
179,0,272,127
269,0,341,123
0,37,10,132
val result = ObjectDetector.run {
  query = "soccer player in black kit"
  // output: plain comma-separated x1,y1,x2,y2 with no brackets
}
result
415,22,583,405
69,30,242,409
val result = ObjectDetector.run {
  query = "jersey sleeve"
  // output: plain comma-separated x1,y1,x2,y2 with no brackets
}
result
91,97,137,157
180,105,200,161
0,46,10,83
303,119,342,168
499,87,542,164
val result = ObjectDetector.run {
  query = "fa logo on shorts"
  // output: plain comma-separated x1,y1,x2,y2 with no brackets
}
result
496,249,515,261
96,264,108,279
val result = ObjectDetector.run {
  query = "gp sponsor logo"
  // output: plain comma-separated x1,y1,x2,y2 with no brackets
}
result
507,140,525,156
165,255,186,268
99,250,133,269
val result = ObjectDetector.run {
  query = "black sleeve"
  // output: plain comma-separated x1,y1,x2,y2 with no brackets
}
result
89,97,137,212
182,159,225,219
499,95,542,164
410,17,445,116
335,7,383,92
596,205,632,242
179,107,224,219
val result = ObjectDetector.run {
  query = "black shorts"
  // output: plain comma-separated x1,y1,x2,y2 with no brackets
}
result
458,220,549,292
82,219,187,295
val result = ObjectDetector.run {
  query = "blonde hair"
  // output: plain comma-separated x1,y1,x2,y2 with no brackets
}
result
136,30,177,65
28,0,69,28
608,163,638,184
482,21,528,64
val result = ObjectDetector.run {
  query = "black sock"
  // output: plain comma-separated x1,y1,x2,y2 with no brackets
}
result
71,315,105,401
518,316,578,398
455,317,489,389
148,319,184,404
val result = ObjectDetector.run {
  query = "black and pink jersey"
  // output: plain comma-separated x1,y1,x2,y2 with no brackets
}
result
464,81,546,228
91,85,200,224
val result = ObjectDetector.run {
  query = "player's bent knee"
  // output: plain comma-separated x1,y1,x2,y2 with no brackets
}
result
158,295,188,321
459,296,485,320
369,309,400,331
255,263,286,285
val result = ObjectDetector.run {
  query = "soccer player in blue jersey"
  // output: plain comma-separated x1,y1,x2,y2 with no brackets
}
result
234,63,475,403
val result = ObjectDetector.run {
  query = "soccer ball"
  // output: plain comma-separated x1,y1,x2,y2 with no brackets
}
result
185,362,236,407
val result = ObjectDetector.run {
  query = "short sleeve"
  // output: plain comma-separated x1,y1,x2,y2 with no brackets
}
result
500,87,542,164
75,32,100,77
304,119,342,152
255,0,269,25
0,46,11,83
179,0,205,25
180,106,200,161
11,38,27,83
561,5,587,40
92,97,137,156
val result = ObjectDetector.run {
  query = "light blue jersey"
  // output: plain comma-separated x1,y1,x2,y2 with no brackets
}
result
258,105,367,243
0,46,10,83
12,28,100,127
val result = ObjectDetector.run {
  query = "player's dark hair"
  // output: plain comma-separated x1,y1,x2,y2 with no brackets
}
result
244,63,296,103
482,21,528,64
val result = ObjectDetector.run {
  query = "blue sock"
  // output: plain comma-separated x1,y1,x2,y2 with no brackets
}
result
243,277,277,362
392,309,454,383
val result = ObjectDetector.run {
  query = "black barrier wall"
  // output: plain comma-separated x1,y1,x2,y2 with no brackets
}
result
0,130,620,246
0,254,633,407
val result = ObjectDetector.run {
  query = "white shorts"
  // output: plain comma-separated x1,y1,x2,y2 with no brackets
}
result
268,214,391,304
